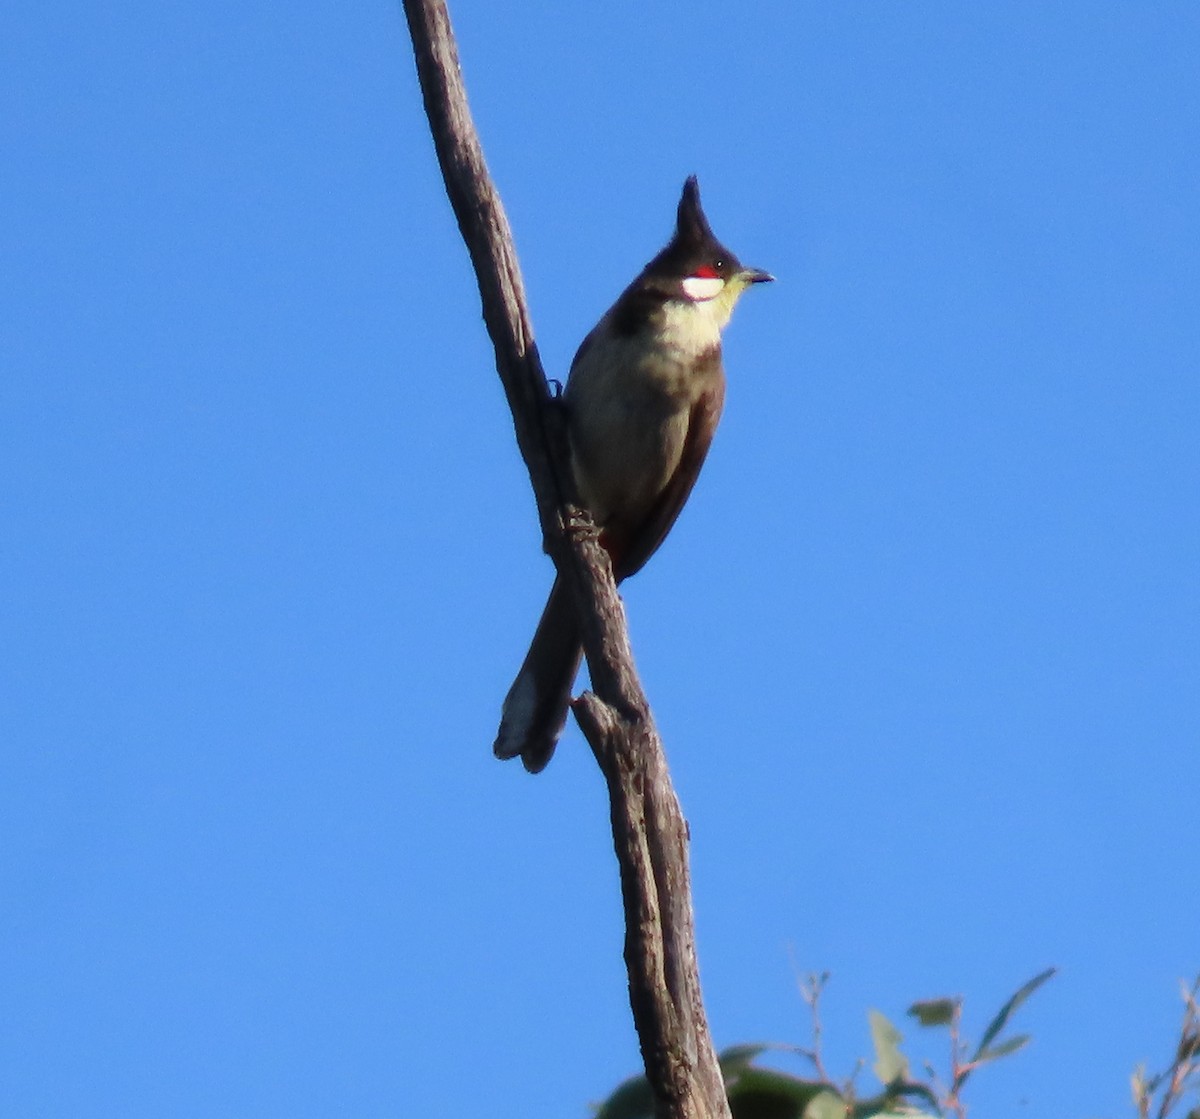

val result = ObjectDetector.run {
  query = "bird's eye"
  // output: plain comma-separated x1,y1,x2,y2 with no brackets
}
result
692,264,720,279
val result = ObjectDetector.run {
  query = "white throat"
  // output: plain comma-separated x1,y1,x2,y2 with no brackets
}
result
656,294,727,358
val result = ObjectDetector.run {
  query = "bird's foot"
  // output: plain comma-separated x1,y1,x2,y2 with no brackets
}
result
563,505,601,545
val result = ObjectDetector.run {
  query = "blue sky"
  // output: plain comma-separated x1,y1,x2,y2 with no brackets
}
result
3,3,1197,1117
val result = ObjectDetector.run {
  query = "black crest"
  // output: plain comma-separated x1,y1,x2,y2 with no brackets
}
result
642,176,741,283
676,176,716,247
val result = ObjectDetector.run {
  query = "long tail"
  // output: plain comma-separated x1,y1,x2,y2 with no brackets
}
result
493,576,584,772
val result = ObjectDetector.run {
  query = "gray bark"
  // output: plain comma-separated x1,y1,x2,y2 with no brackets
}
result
401,4,732,1116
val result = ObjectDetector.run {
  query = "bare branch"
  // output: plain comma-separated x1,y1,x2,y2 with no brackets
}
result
401,2,731,1116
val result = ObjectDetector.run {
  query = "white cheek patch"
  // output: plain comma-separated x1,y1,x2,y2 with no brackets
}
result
681,275,726,302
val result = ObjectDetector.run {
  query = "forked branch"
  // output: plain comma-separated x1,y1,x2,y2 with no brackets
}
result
401,3,731,1116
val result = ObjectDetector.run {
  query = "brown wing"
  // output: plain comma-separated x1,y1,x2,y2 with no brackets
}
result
604,371,726,582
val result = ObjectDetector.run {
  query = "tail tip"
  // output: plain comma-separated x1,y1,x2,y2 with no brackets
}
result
493,725,557,774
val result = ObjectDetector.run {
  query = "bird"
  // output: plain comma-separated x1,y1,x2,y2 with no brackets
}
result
494,176,772,773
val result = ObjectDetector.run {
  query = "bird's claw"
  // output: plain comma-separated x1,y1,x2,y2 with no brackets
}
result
563,505,600,544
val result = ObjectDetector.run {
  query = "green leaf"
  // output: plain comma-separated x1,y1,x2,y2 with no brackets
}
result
720,1042,813,1077
860,1113,940,1119
973,967,1056,1060
727,1067,829,1119
888,1081,942,1112
720,1044,775,1076
907,997,959,1028
730,1092,804,1119
803,1090,846,1119
851,1078,942,1118
868,1010,909,1085
593,1072,654,1119
974,1033,1030,1064
857,1112,939,1119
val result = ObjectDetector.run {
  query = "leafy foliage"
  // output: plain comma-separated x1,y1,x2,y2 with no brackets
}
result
1131,978,1200,1119
595,970,1200,1118
593,970,1055,1119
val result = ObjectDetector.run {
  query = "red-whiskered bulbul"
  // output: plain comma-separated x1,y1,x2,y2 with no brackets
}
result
494,176,772,772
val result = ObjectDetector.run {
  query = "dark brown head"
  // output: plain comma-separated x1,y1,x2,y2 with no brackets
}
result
641,176,773,305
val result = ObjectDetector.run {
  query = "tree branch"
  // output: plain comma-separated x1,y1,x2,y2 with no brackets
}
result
401,4,731,1116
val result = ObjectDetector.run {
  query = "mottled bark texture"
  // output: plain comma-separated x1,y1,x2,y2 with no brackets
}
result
401,4,731,1117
